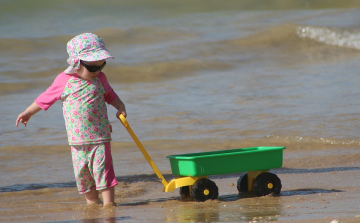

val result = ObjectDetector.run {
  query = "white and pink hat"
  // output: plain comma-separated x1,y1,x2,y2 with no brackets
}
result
64,33,113,74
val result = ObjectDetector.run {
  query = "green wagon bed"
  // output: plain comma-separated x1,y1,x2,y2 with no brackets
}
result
166,146,285,177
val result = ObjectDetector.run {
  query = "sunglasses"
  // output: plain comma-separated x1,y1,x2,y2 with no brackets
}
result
80,60,106,72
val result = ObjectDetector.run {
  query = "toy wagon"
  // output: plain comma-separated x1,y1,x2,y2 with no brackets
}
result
119,115,285,202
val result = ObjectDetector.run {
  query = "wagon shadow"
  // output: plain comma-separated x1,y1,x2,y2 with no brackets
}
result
280,188,343,196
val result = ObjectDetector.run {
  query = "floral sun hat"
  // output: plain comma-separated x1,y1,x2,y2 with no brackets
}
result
64,33,114,74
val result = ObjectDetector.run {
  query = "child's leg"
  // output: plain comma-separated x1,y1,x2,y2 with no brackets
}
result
71,145,98,203
92,142,118,205
85,187,101,204
101,186,115,205
71,143,117,205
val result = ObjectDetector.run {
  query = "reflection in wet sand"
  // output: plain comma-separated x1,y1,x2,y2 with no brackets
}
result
175,202,221,222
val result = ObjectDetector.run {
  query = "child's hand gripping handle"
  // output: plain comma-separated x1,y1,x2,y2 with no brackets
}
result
119,114,129,128
118,114,168,187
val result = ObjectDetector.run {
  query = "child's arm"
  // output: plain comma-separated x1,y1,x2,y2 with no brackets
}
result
15,101,42,127
110,97,127,119
15,73,70,127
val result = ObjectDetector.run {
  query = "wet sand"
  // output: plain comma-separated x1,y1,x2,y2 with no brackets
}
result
1,139,360,222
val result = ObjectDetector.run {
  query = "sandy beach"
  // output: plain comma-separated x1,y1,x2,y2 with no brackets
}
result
1,139,360,222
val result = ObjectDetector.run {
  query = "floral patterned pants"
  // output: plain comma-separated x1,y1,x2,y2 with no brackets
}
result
70,142,118,194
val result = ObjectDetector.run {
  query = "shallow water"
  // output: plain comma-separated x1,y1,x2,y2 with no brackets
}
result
1,0,360,222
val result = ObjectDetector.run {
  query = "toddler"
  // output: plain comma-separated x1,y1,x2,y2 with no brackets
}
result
15,33,126,206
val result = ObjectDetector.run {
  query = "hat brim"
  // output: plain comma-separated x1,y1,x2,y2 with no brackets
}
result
79,49,114,62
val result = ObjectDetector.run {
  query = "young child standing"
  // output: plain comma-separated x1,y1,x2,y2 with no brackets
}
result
15,33,126,207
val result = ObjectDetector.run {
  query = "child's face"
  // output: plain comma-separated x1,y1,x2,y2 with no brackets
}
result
77,60,106,81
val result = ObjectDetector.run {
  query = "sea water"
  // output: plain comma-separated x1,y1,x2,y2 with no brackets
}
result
0,0,359,207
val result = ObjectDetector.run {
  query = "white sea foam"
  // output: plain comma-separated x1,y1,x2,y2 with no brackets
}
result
297,25,360,50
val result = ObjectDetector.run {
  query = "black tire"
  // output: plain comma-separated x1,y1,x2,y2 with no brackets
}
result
253,172,281,196
191,178,219,202
179,186,190,196
237,173,248,193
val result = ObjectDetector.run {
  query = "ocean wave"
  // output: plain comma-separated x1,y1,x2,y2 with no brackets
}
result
296,25,360,50
226,23,360,50
223,23,360,65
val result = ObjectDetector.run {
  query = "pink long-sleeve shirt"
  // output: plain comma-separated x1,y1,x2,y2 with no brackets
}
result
35,72,119,145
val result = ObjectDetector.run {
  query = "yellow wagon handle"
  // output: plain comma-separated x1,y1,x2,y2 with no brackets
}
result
119,114,168,188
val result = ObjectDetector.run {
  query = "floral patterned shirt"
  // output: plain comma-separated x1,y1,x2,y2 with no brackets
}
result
35,72,119,145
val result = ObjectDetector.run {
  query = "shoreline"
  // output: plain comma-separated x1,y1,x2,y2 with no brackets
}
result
1,139,360,222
